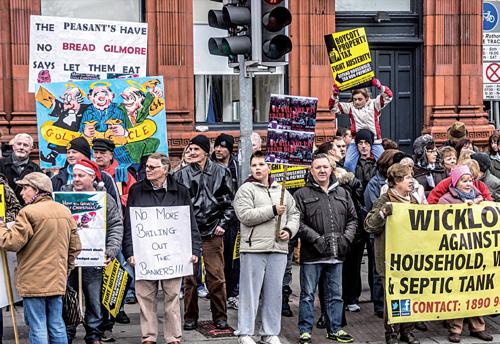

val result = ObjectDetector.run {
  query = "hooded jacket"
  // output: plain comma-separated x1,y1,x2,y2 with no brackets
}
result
234,176,300,254
293,175,357,263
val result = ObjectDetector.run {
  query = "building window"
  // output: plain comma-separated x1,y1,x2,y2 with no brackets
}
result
335,0,411,12
41,0,143,22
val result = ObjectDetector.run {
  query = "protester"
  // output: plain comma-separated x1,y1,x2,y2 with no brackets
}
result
251,132,263,153
336,128,352,146
233,150,300,344
0,172,81,344
171,145,193,173
294,153,357,344
62,159,123,344
471,153,500,201
436,165,493,342
211,133,240,310
380,157,427,204
364,163,420,344
174,134,235,330
412,135,446,196
443,121,468,149
439,146,457,175
123,153,201,344
329,79,392,172
0,133,42,204
487,134,500,178
381,138,398,150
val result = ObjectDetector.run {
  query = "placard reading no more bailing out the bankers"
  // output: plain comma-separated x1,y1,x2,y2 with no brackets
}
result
385,202,500,324
324,28,375,91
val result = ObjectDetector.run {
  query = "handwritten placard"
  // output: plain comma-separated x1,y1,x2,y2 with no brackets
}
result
0,249,22,308
130,206,193,280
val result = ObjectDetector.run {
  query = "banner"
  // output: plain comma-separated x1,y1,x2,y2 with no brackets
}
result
269,164,308,193
130,206,193,280
324,28,374,91
54,192,107,267
385,202,500,324
0,185,4,222
35,76,168,169
102,258,131,317
29,15,147,92
266,94,317,166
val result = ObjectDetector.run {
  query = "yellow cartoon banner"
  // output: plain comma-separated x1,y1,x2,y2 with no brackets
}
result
102,258,131,317
324,28,374,91
385,202,500,324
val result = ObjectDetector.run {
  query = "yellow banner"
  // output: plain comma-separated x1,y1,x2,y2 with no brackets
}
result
101,258,130,317
0,185,5,221
270,164,308,191
324,28,374,91
386,202,500,324
233,231,240,260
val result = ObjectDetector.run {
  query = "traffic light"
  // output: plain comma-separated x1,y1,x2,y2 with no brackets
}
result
260,0,292,65
208,1,252,64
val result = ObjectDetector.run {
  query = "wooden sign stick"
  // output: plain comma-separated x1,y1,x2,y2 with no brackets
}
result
275,166,288,241
1,249,20,344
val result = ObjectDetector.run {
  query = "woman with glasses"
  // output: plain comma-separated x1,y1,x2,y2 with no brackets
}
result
412,135,446,197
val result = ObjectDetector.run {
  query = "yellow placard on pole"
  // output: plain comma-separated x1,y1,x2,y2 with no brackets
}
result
385,202,500,324
0,185,5,222
324,27,375,91
101,258,130,317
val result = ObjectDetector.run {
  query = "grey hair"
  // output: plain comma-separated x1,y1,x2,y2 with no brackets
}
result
251,132,262,146
13,133,34,147
148,152,171,171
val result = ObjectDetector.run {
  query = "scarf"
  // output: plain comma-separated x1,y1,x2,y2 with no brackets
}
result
387,188,417,204
26,192,52,205
491,153,500,162
12,154,29,175
452,187,477,201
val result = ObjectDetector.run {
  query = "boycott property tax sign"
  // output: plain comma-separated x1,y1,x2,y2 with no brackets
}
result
385,202,500,324
130,206,193,280
29,16,147,92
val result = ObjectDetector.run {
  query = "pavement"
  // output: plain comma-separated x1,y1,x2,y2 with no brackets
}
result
2,256,500,344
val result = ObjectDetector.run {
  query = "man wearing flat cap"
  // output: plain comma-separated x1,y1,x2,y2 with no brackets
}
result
174,134,236,330
0,172,81,343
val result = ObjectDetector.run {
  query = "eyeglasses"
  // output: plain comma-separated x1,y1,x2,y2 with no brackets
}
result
426,149,438,154
145,165,163,171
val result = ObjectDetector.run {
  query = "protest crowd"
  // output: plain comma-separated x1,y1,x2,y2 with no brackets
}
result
0,76,499,344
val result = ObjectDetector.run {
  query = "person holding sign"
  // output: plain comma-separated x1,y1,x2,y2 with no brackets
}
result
62,159,123,344
123,152,201,344
0,172,81,344
233,150,300,344
365,163,421,344
328,79,393,173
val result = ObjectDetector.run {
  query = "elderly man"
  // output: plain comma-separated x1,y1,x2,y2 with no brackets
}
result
62,159,123,344
0,133,42,204
174,134,235,330
0,172,81,344
294,154,357,344
123,152,201,344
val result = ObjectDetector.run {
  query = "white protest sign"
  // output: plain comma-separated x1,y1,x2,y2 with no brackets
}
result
29,15,148,92
130,206,193,281
54,192,107,266
0,250,22,308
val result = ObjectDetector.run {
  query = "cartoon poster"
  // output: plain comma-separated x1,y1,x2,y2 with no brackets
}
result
29,15,147,92
324,28,374,91
35,76,168,169
54,192,106,267
266,94,317,166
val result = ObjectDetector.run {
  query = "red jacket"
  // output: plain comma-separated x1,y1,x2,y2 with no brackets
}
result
103,160,137,207
427,177,492,204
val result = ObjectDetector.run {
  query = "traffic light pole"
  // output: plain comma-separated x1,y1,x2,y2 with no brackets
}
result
238,55,253,182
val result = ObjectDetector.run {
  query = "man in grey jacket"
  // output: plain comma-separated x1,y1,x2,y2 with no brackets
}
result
293,153,357,344
61,158,123,344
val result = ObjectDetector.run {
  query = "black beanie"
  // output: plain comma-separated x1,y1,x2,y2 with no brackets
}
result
214,133,234,152
354,129,374,146
67,137,91,158
189,134,210,154
471,153,491,173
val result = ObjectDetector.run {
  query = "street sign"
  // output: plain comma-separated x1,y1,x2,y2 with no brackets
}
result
483,1,500,100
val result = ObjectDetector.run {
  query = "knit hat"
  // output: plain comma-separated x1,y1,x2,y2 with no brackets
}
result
67,137,91,158
451,165,472,187
16,172,53,193
447,121,468,143
214,133,234,152
189,134,210,154
471,153,491,173
73,158,102,182
354,129,374,146
92,138,115,152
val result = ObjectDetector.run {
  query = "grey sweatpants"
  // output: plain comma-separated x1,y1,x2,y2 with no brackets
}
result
236,252,287,336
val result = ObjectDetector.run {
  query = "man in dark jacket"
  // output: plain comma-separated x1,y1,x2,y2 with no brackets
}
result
123,153,201,344
294,153,357,344
174,134,235,330
354,129,378,190
0,133,42,204
211,133,240,310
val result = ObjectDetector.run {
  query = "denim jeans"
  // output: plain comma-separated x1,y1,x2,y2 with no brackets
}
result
299,263,343,334
367,237,384,314
344,142,384,172
67,267,103,343
24,296,68,344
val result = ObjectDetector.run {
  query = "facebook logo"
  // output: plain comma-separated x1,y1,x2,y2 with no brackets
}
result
401,299,411,316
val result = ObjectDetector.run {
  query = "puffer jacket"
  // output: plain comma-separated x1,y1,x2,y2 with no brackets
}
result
0,195,81,297
174,159,235,238
60,183,123,259
0,174,22,222
234,177,300,253
293,176,357,263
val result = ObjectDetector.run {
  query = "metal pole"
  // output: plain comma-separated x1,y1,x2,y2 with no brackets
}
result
239,56,253,182
495,101,500,129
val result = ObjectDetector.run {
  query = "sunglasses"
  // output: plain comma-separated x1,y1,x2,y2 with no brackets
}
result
145,165,164,171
